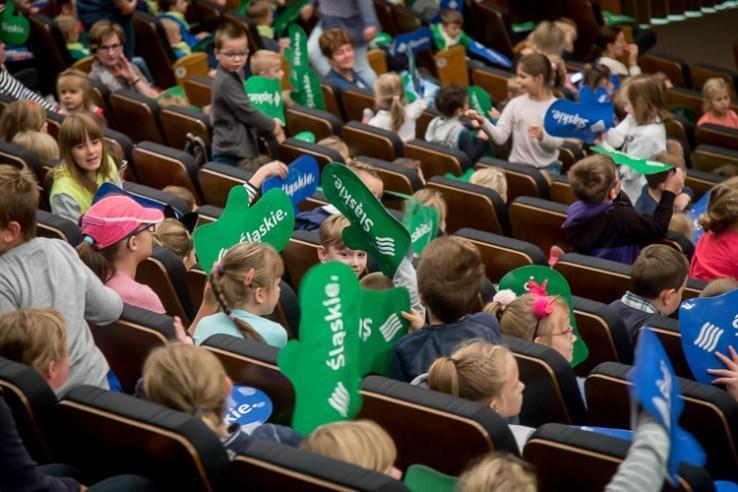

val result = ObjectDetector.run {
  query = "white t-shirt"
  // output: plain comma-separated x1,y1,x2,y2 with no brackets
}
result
368,98,429,143
597,56,641,77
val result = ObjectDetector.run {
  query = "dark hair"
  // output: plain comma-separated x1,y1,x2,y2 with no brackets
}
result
319,28,353,59
0,165,38,240
631,244,689,299
582,63,612,90
567,154,617,203
77,240,124,282
214,22,247,50
586,25,622,62
435,83,467,118
645,151,682,189
517,53,553,85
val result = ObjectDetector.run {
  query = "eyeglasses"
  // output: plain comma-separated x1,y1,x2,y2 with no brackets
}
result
98,43,123,53
220,50,250,59
129,223,156,238
532,322,573,340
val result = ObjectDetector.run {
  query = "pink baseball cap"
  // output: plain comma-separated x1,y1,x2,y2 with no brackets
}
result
81,195,164,249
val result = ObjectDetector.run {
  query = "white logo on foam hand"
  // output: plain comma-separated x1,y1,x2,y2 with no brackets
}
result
379,313,403,342
328,381,350,417
374,236,396,256
694,322,724,352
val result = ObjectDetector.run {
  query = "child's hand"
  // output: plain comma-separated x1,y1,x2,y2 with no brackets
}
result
476,129,489,141
278,38,290,49
363,26,378,42
463,109,484,123
488,107,501,120
401,310,425,332
249,160,289,188
674,192,691,212
196,32,209,40
528,124,544,141
708,346,738,403
273,119,286,143
664,167,685,195
173,316,193,344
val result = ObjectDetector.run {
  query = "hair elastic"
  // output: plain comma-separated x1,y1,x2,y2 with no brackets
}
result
83,235,95,245
215,263,224,276
492,289,517,311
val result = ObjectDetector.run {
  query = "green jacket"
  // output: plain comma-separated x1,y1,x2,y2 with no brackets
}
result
431,22,472,51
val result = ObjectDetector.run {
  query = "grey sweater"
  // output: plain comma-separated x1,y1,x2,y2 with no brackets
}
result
0,238,123,395
210,67,276,160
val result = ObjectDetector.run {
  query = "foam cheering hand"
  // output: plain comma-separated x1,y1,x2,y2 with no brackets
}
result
544,86,613,143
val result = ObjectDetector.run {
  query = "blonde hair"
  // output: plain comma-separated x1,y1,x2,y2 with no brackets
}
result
458,452,538,492
626,75,668,125
159,17,181,41
470,167,508,203
0,100,46,141
699,176,738,234
319,213,350,248
56,112,112,193
528,21,566,56
157,94,190,108
359,272,394,290
374,72,406,134
143,343,229,435
57,68,95,113
301,420,397,473
410,188,447,231
153,218,193,259
163,185,197,212
318,136,351,162
702,77,731,114
12,130,60,163
0,308,67,375
210,242,284,342
250,49,280,76
428,341,512,406
485,293,569,342
669,212,693,239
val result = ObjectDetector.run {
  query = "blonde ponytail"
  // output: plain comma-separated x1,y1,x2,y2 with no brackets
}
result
374,73,406,133
427,356,461,396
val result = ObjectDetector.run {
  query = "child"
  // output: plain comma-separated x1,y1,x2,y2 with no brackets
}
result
300,420,402,479
0,308,70,390
589,25,640,77
360,272,395,291
143,343,301,457
408,188,447,234
582,63,613,94
368,72,428,143
0,100,47,142
466,54,564,176
55,13,89,60
246,0,282,52
393,157,425,183
486,291,577,363
317,213,367,277
153,218,196,270
427,341,531,451
634,151,691,216
458,452,538,492
56,68,105,122
211,22,285,166
318,136,351,162
250,50,284,80
163,184,198,212
49,113,121,223
602,74,668,203
700,277,738,298
470,167,508,203
160,17,191,59
389,236,501,382
669,213,693,240
158,0,208,48
77,195,168,314
0,166,122,394
12,131,59,164
697,77,738,129
690,177,738,281
562,154,683,264
609,244,689,340
192,242,288,348
431,9,472,52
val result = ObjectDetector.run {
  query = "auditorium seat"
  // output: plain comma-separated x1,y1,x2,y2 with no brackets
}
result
284,104,342,141
586,361,738,481
55,385,228,490
195,204,223,226
640,52,691,88
0,141,41,175
468,3,514,59
340,87,376,122
278,138,346,171
477,157,551,202
132,141,202,203
132,11,177,88
282,229,321,290
37,210,83,246
183,76,213,107
89,304,175,393
690,63,738,96
685,168,724,201
691,144,738,174
103,128,135,170
403,140,470,179
109,90,165,144
554,253,632,304
454,228,547,283
186,266,207,311
695,123,738,152
635,316,693,380
503,335,588,427
198,162,253,208
29,14,72,91
550,177,576,205
358,155,423,195
266,280,301,339
159,105,212,151
121,181,193,216
415,109,440,140
136,244,195,323
665,87,704,119
341,121,404,162
427,176,510,236
470,66,512,103
45,111,64,141
508,197,570,255
187,0,224,32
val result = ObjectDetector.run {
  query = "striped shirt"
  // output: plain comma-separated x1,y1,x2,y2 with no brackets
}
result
0,69,55,111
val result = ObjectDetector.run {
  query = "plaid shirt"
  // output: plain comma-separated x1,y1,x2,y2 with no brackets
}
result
620,291,659,314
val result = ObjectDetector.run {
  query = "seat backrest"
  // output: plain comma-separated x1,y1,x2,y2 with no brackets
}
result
282,228,321,290
469,3,514,58
640,52,691,88
524,422,713,491
635,316,693,380
392,4,423,33
691,63,738,97
503,335,587,427
685,168,724,202
415,108,439,140
550,176,576,205
341,87,376,122
132,141,202,202
570,295,633,377
435,45,469,86
159,105,211,151
89,304,174,393
0,141,42,176
0,358,58,464
508,196,570,255
455,228,547,283
136,244,195,322
563,0,601,64
196,204,223,226
553,252,632,304
278,139,345,172
285,104,342,141
341,121,403,162
184,76,213,107
477,157,550,202
122,181,192,216
199,334,295,425
224,439,410,491
187,0,224,32
36,210,83,245
372,0,398,35
320,82,345,121
403,139,470,179
427,176,509,235
186,267,207,310
29,14,72,86
586,361,738,481
172,52,209,87
109,90,165,144
358,375,519,475
56,385,228,490
357,155,423,195
695,123,738,152
267,280,300,339
132,11,177,88
198,162,253,207
691,144,738,173
666,87,704,119
103,127,135,165
470,66,512,103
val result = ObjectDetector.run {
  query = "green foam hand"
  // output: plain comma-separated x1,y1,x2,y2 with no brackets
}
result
498,265,589,367
322,163,411,277
192,186,294,272
273,0,309,36
288,24,309,87
590,145,673,175
0,2,29,46
467,85,493,117
290,66,326,110
244,76,285,125
402,199,439,256
358,286,410,376
278,261,363,434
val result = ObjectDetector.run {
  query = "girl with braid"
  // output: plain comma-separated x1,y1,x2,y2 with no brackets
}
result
192,242,288,347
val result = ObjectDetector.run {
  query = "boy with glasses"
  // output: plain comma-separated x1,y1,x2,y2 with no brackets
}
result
210,22,285,166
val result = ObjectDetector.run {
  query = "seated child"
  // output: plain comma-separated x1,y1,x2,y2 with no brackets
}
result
427,341,532,452
153,218,196,270
246,0,283,52
562,154,683,264
669,212,693,241
431,9,472,52
360,272,395,291
608,244,688,340
55,13,89,60
697,77,738,129
143,343,301,458
300,420,402,479
318,136,351,163
390,236,501,382
163,184,198,212
0,100,47,142
0,166,122,394
408,188,447,235
458,452,537,492
158,0,208,47
192,242,288,348
368,72,428,143
78,195,167,314
250,49,284,80
470,167,508,203
634,151,691,216
161,17,191,59
393,157,425,183
12,131,59,164
56,68,106,123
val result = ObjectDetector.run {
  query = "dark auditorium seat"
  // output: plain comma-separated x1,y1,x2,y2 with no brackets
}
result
427,176,509,236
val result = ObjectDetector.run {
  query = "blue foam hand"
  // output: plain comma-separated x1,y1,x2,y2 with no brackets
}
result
543,86,614,143
262,155,320,211
467,41,513,69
